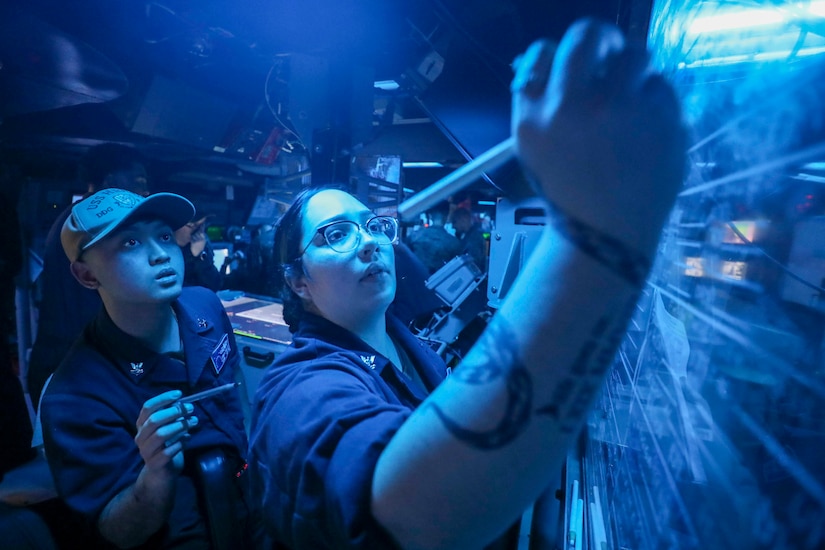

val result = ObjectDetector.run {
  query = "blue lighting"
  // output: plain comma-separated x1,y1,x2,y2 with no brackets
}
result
656,1,825,70
374,80,400,91
684,1,825,36
687,8,786,35
402,161,444,168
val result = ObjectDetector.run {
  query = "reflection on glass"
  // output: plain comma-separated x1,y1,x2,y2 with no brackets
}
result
578,2,825,549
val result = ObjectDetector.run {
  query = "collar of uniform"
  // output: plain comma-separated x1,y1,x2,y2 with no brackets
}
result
89,292,218,385
297,312,446,393
297,312,392,374
171,292,225,387
385,313,447,393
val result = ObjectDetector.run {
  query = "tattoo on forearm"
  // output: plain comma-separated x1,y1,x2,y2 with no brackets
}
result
430,319,533,449
548,201,650,287
431,367,532,449
537,293,640,433
432,290,640,445
451,355,504,385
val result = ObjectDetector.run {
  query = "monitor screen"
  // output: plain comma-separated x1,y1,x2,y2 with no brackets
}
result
247,195,283,226
212,245,231,273
220,295,292,345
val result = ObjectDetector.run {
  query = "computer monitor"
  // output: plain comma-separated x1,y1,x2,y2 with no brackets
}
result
247,194,283,226
212,243,232,274
220,295,292,345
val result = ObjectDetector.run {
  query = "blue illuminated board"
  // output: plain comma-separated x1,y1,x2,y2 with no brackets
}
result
579,2,825,549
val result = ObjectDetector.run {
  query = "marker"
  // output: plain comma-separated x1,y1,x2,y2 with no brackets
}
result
568,497,579,547
178,382,240,404
574,498,583,550
397,137,516,221
591,486,607,550
568,479,580,547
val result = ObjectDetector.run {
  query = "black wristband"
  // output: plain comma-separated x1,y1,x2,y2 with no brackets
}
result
547,201,651,287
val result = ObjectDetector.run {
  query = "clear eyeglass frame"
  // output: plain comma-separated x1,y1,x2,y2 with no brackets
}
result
297,215,399,257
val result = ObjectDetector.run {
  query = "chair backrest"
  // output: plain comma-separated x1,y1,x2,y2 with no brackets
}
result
194,448,244,550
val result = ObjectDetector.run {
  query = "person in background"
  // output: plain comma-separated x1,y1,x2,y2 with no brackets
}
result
40,188,261,548
248,18,685,549
450,206,488,272
27,142,150,406
175,212,223,292
236,223,279,296
405,207,462,276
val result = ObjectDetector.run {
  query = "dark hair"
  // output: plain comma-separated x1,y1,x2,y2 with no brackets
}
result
79,143,146,191
272,185,348,332
450,207,473,224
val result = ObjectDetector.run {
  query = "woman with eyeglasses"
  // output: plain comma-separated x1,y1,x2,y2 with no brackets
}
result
249,18,685,550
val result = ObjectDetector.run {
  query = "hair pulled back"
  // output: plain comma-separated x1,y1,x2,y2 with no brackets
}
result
271,185,348,332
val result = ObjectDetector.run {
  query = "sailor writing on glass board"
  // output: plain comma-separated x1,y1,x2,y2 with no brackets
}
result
249,18,685,549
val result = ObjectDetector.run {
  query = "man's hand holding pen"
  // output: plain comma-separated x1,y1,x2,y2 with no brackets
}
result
134,382,240,477
135,390,199,477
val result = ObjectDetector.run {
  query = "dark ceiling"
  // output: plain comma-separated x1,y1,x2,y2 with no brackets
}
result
0,0,642,201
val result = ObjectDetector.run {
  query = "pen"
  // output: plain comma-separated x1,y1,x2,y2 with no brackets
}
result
178,382,240,404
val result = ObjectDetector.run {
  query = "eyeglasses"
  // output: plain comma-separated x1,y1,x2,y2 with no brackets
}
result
298,216,399,257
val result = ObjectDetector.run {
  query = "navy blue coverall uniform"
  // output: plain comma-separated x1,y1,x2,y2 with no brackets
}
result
248,312,449,549
41,287,256,549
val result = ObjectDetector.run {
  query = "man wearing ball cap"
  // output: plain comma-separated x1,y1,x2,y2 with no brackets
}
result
41,188,261,548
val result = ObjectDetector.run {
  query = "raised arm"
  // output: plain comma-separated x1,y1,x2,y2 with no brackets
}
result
372,18,685,549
